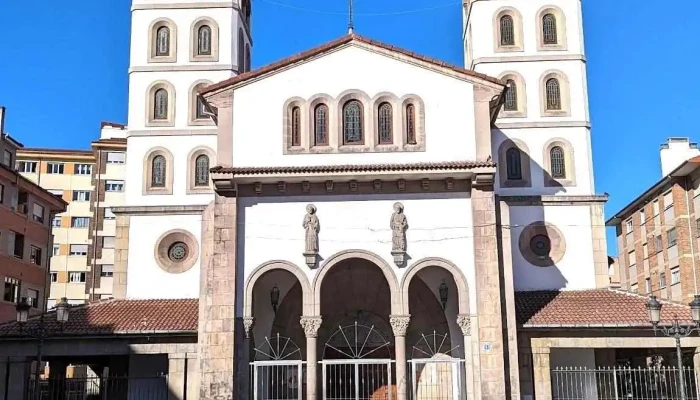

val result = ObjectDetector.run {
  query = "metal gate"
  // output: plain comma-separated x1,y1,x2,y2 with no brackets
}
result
408,332,465,400
321,322,394,400
251,334,305,400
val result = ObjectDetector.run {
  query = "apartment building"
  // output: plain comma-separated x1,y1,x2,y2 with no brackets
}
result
16,122,128,305
607,138,700,303
0,107,67,321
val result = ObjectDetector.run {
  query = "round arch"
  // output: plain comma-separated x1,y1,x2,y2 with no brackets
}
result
400,257,470,314
312,250,401,315
244,260,312,317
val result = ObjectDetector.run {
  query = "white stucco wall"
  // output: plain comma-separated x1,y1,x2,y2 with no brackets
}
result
237,193,477,314
125,214,202,299
230,45,479,167
510,205,595,290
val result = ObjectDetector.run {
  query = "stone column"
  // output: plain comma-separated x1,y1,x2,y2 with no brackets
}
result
457,314,475,400
242,317,255,400
112,214,130,299
301,316,322,400
168,354,187,400
532,347,552,400
390,315,410,400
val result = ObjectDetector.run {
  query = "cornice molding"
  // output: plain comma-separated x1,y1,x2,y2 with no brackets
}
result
131,2,237,11
499,195,609,206
129,64,235,73
495,120,590,129
111,205,208,216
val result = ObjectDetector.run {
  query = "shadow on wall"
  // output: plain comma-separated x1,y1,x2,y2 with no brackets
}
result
493,128,570,291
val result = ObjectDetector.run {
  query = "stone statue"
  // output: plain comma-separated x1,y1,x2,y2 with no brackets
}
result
390,202,408,252
303,204,320,268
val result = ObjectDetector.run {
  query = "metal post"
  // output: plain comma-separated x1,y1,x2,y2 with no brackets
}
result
33,336,42,400
676,332,687,400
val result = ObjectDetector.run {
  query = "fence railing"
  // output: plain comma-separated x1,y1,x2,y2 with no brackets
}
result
407,359,465,400
27,375,169,400
551,366,698,400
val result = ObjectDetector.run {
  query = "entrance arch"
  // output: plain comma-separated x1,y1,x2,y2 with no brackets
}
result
244,260,312,318
400,257,470,315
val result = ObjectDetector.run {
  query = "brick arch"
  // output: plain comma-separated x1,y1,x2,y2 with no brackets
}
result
244,260,312,317
312,249,401,315
400,257,470,314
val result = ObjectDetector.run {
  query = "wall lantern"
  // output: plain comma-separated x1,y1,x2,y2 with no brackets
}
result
439,281,448,310
270,284,280,313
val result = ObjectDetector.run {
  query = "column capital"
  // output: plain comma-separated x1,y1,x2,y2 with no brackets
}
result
300,316,322,338
456,314,471,336
243,316,255,339
390,315,411,337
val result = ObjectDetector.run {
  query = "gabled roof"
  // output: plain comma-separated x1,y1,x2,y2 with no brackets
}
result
200,33,503,95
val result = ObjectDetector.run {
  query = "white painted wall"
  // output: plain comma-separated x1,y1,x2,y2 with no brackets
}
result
510,205,595,290
230,45,478,167
660,138,700,177
125,214,202,299
236,193,478,315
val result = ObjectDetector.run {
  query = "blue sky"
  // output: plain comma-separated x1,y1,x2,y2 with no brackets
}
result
0,0,698,253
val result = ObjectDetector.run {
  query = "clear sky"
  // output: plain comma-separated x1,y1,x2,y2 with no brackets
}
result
0,0,698,253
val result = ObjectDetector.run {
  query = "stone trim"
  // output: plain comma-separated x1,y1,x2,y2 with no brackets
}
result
233,179,471,197
111,205,207,216
189,18,219,63
495,120,590,129
127,129,217,137
400,257,470,314
472,54,585,66
129,65,235,73
143,147,174,195
186,146,216,194
542,137,576,187
539,70,571,118
497,139,532,188
389,315,411,336
299,316,322,338
132,2,237,11
312,249,401,315
590,203,611,288
244,260,313,317
518,221,566,267
500,195,608,206
493,7,525,53
188,80,215,126
147,19,177,64
145,81,176,127
536,5,568,52
153,229,199,274
112,215,130,299
497,71,527,118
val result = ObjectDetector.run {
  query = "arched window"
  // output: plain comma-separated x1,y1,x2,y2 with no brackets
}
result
504,80,517,111
545,78,561,110
314,104,329,146
291,106,301,147
156,26,170,56
500,15,515,46
154,89,168,120
550,146,565,178
237,28,245,73
195,155,210,186
542,14,557,44
406,104,416,145
505,148,522,180
197,25,212,55
378,102,393,144
152,155,166,187
343,100,363,145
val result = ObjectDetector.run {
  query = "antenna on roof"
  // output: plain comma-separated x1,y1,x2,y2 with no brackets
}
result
347,0,354,34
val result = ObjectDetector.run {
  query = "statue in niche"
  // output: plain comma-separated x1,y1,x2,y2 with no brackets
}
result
390,202,408,267
303,204,320,267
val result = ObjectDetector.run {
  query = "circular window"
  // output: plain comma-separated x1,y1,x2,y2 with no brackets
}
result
154,230,199,274
530,235,551,258
168,242,189,262
518,222,566,267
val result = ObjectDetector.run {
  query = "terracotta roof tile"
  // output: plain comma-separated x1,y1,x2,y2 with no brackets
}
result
0,299,198,337
200,34,502,95
211,160,496,176
515,289,693,327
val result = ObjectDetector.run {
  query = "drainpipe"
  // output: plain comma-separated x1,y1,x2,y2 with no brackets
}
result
684,178,699,295
90,149,102,302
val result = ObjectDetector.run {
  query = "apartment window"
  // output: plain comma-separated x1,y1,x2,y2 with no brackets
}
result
69,244,88,256
105,180,124,192
52,244,60,256
47,163,64,174
102,237,115,249
106,152,126,164
30,246,42,266
660,272,666,288
664,190,675,222
17,191,28,214
17,161,37,173
645,278,651,294
655,235,663,253
653,200,660,216
104,208,116,220
628,250,636,267
3,150,12,167
74,164,92,175
671,268,681,285
32,203,45,223
13,232,24,259
72,190,91,202
50,272,58,283
68,272,86,283
643,243,649,259
101,265,114,277
3,278,19,303
27,289,39,308
71,217,90,228
640,209,646,225
668,228,678,247
52,216,61,228
625,218,633,234
694,180,700,213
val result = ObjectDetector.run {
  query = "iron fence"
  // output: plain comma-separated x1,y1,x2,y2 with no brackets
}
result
249,361,306,400
407,358,465,400
321,359,394,400
551,366,699,400
27,375,169,400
